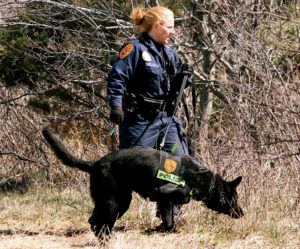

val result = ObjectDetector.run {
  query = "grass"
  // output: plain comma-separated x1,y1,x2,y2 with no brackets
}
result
0,182,299,249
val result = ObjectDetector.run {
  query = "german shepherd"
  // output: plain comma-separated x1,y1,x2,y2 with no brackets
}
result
42,129,243,239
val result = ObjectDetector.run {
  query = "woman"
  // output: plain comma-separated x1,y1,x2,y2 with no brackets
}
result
107,6,192,157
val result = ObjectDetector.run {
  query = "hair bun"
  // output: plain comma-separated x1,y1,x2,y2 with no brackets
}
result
130,6,173,33
130,8,147,26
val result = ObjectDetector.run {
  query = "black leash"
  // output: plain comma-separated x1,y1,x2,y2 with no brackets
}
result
159,73,189,150
186,79,197,157
173,77,197,156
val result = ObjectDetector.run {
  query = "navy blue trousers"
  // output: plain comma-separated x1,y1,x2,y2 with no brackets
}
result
118,111,188,156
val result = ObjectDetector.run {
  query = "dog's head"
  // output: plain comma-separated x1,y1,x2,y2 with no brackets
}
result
192,174,244,218
205,174,244,218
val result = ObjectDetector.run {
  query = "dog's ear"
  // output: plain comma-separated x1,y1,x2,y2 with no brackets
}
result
229,176,242,189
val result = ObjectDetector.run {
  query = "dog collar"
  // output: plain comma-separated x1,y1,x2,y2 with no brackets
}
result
207,174,226,205
189,188,196,196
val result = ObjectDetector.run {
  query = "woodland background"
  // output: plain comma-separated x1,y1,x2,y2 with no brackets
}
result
0,1,299,248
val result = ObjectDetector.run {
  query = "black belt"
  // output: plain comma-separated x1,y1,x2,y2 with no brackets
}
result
140,96,166,112
124,93,166,113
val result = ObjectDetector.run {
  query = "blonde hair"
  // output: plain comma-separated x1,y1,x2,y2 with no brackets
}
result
130,6,174,33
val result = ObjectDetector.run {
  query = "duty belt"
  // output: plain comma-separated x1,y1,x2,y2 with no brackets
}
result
124,93,166,113
142,97,166,112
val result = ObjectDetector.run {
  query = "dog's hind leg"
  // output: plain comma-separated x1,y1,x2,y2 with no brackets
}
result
88,198,119,240
116,191,132,219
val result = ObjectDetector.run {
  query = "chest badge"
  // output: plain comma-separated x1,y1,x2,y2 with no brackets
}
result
142,51,152,62
164,159,177,173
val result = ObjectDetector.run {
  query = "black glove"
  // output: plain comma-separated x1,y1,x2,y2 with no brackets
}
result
109,107,124,124
181,63,193,76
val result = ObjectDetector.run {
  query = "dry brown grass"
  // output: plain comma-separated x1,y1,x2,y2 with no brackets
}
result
0,181,299,249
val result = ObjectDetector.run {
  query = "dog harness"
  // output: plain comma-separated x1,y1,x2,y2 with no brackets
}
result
156,151,185,186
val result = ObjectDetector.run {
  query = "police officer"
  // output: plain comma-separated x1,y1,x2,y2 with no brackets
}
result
107,6,193,220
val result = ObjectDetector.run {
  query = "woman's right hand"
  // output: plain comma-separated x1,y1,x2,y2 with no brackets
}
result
109,107,124,124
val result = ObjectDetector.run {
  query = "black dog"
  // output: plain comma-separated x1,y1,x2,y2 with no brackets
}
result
42,129,243,239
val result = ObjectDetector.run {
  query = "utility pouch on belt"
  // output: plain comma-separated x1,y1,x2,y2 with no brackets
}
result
142,97,165,113
123,92,138,112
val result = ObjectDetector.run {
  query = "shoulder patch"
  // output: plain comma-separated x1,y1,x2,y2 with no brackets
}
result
120,44,134,59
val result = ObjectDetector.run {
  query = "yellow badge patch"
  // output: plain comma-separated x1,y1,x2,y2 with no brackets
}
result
120,44,134,59
164,159,177,173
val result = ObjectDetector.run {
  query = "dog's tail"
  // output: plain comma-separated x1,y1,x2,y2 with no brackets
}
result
42,129,93,173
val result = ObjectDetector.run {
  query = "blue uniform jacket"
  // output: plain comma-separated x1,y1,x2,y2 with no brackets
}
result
107,33,190,108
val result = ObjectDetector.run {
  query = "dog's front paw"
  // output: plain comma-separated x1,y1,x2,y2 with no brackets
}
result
145,223,176,234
